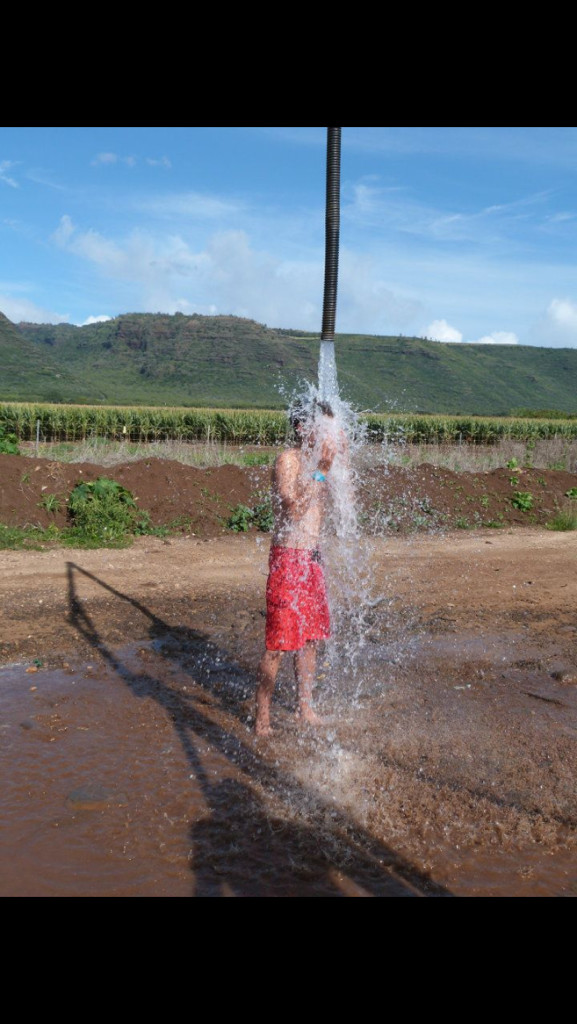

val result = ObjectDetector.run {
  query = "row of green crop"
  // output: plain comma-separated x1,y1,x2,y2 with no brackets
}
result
362,414,577,443
0,403,289,443
3,403,577,445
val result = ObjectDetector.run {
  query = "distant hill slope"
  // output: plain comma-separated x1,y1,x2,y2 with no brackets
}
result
0,312,106,404
2,311,576,414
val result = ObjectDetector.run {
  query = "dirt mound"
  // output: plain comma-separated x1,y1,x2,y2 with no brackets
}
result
0,455,270,537
1,453,576,537
360,463,577,531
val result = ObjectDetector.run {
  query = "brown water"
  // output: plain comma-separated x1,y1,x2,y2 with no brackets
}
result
2,623,576,898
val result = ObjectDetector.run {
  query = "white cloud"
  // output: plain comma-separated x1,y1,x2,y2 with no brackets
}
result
52,215,139,276
92,152,118,165
48,214,531,340
338,249,422,334
91,152,136,167
546,212,575,224
548,297,577,329
82,315,112,325
468,331,519,345
146,156,171,169
52,214,76,246
527,297,577,347
0,160,19,188
0,293,68,324
424,321,519,345
138,191,243,221
426,319,463,343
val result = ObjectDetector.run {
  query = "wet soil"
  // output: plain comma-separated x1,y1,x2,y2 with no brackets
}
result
1,528,577,897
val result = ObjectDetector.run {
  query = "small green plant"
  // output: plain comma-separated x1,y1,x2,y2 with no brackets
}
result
0,425,20,455
454,515,471,529
506,458,519,469
37,493,62,514
509,475,519,486
565,487,577,499
417,497,434,514
537,477,547,487
511,491,534,511
480,494,490,508
226,504,254,532
226,493,274,533
251,494,274,532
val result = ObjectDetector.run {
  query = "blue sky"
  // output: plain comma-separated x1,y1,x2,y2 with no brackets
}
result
2,126,577,346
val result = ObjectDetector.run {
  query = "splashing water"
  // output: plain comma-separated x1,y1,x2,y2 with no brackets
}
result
282,342,376,706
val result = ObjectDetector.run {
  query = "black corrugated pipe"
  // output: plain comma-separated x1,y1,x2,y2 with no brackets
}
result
321,127,341,342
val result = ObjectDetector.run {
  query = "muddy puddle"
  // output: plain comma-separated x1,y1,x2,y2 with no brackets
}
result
2,621,576,898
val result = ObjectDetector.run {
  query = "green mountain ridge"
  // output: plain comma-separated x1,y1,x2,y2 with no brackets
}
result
1,311,576,414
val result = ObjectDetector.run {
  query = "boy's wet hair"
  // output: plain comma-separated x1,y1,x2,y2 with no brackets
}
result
289,400,334,434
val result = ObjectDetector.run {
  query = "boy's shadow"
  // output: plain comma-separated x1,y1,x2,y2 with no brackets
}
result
66,561,454,897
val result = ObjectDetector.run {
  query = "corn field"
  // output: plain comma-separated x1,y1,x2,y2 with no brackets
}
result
2,402,577,446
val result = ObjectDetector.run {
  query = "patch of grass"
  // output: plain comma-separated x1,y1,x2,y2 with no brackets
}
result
37,492,62,514
565,487,577,499
240,451,275,467
0,523,58,550
3,523,48,550
547,510,577,531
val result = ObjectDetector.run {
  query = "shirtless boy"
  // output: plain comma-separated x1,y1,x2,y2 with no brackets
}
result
254,402,338,736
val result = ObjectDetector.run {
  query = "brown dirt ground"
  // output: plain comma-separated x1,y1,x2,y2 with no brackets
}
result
2,453,577,896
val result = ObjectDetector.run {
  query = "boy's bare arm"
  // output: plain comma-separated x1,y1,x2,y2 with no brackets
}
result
274,450,306,511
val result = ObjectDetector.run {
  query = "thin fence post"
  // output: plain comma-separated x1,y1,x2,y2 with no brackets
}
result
36,418,40,454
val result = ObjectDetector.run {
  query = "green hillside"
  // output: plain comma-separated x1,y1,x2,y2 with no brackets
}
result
0,312,106,404
2,311,576,414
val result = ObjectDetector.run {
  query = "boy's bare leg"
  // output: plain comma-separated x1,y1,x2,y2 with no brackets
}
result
295,641,322,725
255,649,282,736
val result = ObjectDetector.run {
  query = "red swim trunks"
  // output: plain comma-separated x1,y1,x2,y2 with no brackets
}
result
265,546,331,651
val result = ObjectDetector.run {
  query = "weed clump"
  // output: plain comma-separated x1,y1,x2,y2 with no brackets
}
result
0,425,19,455
226,494,274,533
67,477,152,545
511,491,534,511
